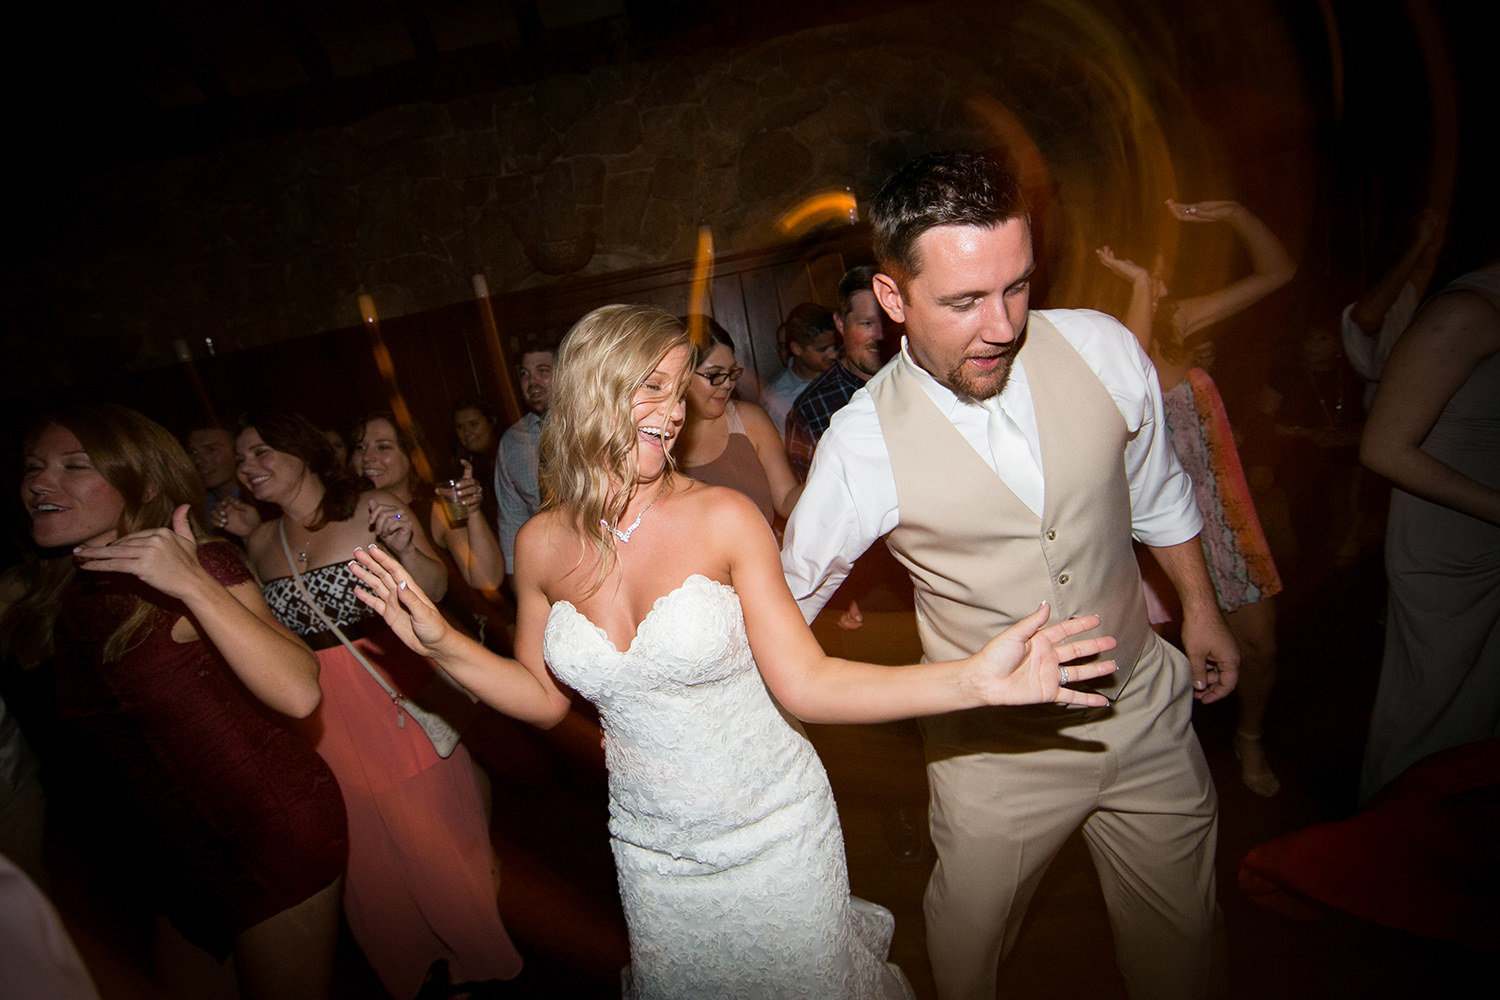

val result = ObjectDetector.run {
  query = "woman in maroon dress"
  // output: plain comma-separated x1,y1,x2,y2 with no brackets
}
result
1,403,347,1000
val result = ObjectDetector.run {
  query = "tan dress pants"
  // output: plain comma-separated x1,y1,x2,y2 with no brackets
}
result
920,637,1218,1000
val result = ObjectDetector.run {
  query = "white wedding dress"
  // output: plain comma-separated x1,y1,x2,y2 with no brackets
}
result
543,574,914,1000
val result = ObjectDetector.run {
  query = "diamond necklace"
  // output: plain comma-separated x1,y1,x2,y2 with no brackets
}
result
601,482,668,543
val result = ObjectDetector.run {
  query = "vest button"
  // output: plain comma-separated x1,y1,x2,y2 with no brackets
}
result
1058,573,1070,585
1045,529,1057,541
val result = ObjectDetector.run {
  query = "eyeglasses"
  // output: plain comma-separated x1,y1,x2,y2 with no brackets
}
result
694,366,744,387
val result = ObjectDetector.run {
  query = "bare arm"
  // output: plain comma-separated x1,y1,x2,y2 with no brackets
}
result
736,401,805,518
350,527,572,728
73,506,322,717
429,461,504,591
1145,535,1239,703
1360,288,1500,524
1095,246,1156,350
1169,200,1296,337
1349,210,1446,334
723,492,1116,723
366,492,449,600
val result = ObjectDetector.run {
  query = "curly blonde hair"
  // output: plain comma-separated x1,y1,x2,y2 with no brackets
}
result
539,305,698,595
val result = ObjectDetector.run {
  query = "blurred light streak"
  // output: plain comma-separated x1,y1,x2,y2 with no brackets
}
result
969,0,1184,310
1316,0,1345,118
357,293,435,484
776,191,859,237
687,226,714,350
1404,0,1458,221
472,274,523,427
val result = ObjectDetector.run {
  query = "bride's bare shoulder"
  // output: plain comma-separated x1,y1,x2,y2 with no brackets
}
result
675,479,770,533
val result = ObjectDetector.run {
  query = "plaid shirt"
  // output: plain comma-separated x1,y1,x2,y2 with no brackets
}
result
785,362,867,480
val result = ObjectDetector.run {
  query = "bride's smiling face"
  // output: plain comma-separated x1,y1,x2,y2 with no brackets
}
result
630,345,689,481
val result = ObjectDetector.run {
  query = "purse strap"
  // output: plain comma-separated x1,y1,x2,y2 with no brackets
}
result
278,520,409,726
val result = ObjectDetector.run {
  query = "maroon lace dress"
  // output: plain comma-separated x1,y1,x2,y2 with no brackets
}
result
50,540,347,955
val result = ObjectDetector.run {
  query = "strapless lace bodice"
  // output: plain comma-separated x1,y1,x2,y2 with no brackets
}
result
543,574,911,1000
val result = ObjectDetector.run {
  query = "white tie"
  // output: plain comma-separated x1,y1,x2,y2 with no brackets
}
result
984,394,1044,515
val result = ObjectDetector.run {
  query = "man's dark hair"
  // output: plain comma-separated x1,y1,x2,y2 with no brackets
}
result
870,150,1029,288
836,266,877,321
782,302,836,348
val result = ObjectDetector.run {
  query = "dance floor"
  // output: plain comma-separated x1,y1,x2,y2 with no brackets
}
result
48,545,1487,998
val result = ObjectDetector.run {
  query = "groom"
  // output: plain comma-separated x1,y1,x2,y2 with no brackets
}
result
781,150,1238,1000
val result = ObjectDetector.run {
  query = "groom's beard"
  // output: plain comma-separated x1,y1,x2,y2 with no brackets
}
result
945,338,1022,402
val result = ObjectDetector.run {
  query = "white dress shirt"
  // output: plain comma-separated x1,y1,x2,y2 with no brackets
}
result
781,308,1202,622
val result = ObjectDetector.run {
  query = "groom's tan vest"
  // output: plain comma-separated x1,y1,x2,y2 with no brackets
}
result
870,313,1157,746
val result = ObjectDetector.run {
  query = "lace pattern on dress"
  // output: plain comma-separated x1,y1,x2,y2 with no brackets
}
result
543,574,912,1000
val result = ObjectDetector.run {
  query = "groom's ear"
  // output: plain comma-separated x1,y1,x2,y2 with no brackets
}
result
873,272,907,324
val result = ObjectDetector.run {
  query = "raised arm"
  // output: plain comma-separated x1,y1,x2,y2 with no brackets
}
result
1095,245,1156,350
1168,200,1296,337
723,493,1116,723
736,401,804,517
430,460,504,591
1348,209,1446,335
349,533,572,728
73,505,322,717
366,491,449,600
1360,286,1500,525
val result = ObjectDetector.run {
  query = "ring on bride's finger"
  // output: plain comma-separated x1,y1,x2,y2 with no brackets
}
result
1059,666,1071,685
398,580,408,591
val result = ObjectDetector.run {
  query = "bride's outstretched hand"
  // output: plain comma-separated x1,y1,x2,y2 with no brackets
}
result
349,543,451,657
967,603,1118,708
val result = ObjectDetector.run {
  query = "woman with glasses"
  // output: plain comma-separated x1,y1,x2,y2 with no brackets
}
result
676,319,803,524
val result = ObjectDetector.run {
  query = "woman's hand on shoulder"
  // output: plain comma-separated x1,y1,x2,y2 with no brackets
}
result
72,505,209,600
965,604,1120,709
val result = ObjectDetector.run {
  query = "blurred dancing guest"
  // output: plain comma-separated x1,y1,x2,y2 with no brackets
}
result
785,266,890,480
760,303,839,434
676,320,801,523
784,151,1237,1000
1342,209,1446,409
1097,197,1295,796
348,304,1117,1000
1359,260,1500,801
3,404,346,1000
185,424,240,520
496,348,554,587
352,411,501,593
234,412,521,999
451,396,501,528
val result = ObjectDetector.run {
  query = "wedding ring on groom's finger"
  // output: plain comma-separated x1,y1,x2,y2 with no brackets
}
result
1059,667,1071,685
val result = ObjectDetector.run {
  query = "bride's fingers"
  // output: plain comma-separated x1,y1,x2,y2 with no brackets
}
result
1037,614,1103,644
347,558,391,599
352,586,387,616
1055,688,1111,709
1059,660,1118,683
1050,634,1118,663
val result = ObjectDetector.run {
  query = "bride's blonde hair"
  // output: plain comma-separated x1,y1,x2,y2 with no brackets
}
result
539,304,698,594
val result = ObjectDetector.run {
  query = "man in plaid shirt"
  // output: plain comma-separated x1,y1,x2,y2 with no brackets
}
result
785,266,889,480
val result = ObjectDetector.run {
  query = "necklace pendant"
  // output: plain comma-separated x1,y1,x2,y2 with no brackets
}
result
601,515,643,543
599,482,667,544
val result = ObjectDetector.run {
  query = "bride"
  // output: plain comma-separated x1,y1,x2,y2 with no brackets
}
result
350,304,1118,999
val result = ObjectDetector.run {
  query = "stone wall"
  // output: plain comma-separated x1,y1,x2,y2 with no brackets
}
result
9,0,1313,392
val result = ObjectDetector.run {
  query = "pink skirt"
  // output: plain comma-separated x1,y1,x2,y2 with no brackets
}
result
310,631,522,998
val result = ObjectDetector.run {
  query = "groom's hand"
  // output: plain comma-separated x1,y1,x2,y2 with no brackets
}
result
1181,606,1239,703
